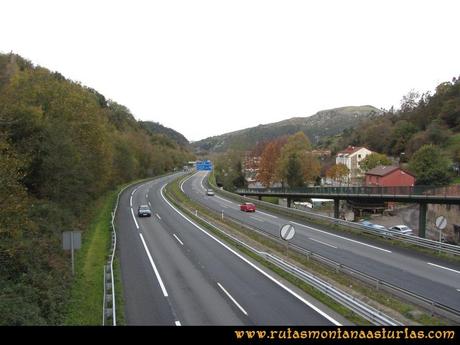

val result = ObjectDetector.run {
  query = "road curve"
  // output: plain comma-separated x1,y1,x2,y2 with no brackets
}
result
183,171,460,312
117,173,344,325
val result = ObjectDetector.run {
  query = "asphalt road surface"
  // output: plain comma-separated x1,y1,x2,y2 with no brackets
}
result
116,173,345,325
183,171,460,312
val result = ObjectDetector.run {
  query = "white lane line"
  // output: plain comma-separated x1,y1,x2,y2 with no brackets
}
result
131,186,139,196
180,173,197,193
290,221,392,254
130,196,133,207
139,233,169,297
148,201,152,207
457,289,460,292
309,237,338,249
257,210,278,219
146,193,148,199
175,321,181,326
215,195,235,205
217,282,248,316
160,184,341,326
250,216,265,222
130,208,139,229
427,262,460,274
221,205,229,209
156,213,162,220
173,234,184,246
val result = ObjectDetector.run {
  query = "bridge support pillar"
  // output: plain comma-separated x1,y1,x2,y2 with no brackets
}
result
419,202,427,238
287,197,292,208
334,199,340,219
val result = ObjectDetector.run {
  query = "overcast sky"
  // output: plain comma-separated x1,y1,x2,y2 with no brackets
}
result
1,0,459,141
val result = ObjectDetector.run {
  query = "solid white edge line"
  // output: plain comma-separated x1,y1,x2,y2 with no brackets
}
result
427,262,460,274
173,234,184,246
257,210,278,219
180,172,197,193
175,321,181,326
290,221,392,254
160,184,341,326
217,282,248,316
309,237,338,249
215,195,235,205
130,208,139,229
130,196,133,207
139,233,169,297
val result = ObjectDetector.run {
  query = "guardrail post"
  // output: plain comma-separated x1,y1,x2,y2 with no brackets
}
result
418,202,427,238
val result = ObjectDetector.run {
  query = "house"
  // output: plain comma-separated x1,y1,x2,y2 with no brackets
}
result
365,165,416,187
336,146,373,181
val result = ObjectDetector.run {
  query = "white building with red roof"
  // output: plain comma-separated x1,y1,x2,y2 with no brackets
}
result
336,146,373,181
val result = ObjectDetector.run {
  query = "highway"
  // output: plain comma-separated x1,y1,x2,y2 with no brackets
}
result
116,173,345,325
182,171,460,313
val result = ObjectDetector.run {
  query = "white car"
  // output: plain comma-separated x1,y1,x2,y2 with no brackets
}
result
389,225,413,235
206,189,215,196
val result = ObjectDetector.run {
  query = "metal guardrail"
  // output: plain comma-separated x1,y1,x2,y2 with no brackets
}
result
102,192,122,325
166,186,402,325
237,185,460,199
201,176,460,322
209,180,460,256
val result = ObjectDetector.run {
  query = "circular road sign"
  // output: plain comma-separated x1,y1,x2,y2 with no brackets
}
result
435,216,447,230
280,224,296,241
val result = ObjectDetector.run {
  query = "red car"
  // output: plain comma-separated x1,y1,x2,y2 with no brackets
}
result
240,202,256,212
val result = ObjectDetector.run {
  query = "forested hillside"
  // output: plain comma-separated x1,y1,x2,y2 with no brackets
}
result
319,78,460,167
0,53,194,324
140,121,190,147
193,105,382,154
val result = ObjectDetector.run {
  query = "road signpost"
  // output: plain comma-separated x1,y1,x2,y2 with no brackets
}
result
63,231,82,275
435,215,447,252
280,224,296,257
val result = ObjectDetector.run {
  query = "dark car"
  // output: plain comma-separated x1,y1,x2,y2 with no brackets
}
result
137,205,152,217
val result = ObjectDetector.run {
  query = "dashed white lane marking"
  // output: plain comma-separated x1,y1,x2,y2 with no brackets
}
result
217,282,248,316
250,216,265,222
139,233,168,297
130,208,139,229
173,234,184,246
257,210,278,219
130,196,133,207
160,184,341,326
309,237,338,249
427,262,460,274
290,221,392,253
148,201,152,207
215,195,234,204
175,321,181,326
156,213,162,220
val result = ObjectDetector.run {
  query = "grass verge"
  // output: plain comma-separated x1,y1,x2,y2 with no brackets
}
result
64,188,119,325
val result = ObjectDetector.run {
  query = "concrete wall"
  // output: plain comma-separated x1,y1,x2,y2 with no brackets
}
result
427,203,460,243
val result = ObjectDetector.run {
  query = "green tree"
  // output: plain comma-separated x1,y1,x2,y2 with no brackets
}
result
408,145,452,186
286,153,303,187
359,153,392,172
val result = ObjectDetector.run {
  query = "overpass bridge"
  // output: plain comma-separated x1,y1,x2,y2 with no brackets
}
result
236,185,460,238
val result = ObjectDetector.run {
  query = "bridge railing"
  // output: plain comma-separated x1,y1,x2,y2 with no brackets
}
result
237,185,460,198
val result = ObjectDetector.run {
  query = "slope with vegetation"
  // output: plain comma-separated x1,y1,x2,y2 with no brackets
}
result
0,53,194,325
193,105,382,154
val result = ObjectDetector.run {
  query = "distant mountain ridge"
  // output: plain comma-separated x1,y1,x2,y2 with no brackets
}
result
140,121,189,147
192,105,382,154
